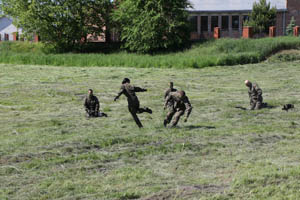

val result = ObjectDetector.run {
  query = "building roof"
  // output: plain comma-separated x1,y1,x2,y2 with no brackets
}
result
0,17,13,31
188,0,287,12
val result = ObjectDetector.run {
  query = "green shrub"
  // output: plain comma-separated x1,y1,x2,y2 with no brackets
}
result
0,41,55,54
1,36,300,68
286,17,296,36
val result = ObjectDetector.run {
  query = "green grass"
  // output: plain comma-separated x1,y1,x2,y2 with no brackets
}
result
1,36,300,68
1,59,300,199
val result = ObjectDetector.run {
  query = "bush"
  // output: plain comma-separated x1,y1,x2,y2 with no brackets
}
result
286,17,296,36
0,41,55,54
1,37,300,68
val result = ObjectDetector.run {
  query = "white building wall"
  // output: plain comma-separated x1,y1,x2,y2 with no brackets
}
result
0,21,22,41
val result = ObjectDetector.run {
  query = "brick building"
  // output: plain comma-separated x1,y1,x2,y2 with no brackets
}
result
188,0,300,39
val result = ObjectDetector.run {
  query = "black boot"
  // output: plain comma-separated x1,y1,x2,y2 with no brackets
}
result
145,107,152,114
163,120,168,127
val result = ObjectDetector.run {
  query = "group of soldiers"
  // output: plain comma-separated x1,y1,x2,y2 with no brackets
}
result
84,78,266,128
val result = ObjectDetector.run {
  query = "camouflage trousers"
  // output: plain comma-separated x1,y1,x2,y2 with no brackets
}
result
250,98,263,110
164,107,185,127
86,110,107,118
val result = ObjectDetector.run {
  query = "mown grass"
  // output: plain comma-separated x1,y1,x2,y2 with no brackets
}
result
1,36,300,68
1,59,300,199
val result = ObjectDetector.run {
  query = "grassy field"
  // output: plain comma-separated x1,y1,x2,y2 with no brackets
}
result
1,59,300,199
1,36,300,69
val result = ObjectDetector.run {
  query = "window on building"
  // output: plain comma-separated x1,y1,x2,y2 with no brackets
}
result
222,16,229,30
5,34,9,41
201,16,208,32
211,16,219,32
232,16,239,29
189,16,198,33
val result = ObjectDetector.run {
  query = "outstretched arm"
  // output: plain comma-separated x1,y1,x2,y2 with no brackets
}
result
134,86,147,92
114,86,125,101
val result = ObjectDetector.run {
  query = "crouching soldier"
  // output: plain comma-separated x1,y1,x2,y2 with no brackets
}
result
164,90,192,127
114,78,152,128
245,80,263,110
84,89,107,118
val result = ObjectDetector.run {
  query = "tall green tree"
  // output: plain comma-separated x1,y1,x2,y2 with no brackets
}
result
286,16,296,36
113,0,192,53
245,0,277,35
0,0,4,17
1,0,112,51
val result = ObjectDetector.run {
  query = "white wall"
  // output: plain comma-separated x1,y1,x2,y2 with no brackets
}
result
0,20,22,41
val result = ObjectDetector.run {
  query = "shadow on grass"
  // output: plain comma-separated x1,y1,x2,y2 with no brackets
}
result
265,105,276,109
263,103,277,109
235,103,277,111
235,106,247,110
184,125,216,130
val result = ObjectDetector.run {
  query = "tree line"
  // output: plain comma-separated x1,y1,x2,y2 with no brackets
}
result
1,0,279,53
1,0,192,53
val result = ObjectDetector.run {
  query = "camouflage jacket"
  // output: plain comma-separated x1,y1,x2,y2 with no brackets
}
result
248,83,262,101
84,95,99,111
164,88,177,99
165,92,193,118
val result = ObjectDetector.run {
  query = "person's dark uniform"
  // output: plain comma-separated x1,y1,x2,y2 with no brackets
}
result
84,89,107,118
114,78,152,128
245,80,263,110
164,91,192,127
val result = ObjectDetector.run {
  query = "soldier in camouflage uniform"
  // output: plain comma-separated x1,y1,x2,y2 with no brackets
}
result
245,80,263,110
114,78,152,128
84,89,107,118
164,90,192,127
84,89,99,117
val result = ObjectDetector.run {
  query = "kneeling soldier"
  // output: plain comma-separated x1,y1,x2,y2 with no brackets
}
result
84,89,107,117
245,80,263,110
164,90,192,127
